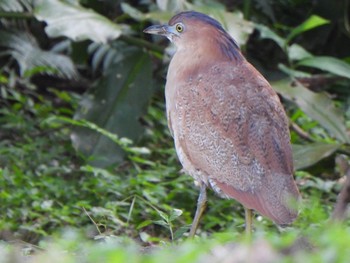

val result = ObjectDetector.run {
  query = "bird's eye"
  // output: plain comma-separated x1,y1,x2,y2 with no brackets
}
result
175,23,184,33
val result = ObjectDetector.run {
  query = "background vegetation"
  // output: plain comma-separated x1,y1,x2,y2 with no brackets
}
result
1,0,350,262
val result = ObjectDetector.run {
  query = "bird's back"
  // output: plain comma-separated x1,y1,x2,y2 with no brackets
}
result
166,57,300,225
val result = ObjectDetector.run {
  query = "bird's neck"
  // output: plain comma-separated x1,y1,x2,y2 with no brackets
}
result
168,44,243,83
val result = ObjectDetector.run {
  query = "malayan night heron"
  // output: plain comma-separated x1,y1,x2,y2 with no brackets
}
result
144,11,300,236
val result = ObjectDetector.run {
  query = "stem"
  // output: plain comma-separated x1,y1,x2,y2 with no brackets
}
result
120,35,164,54
127,195,136,224
243,0,251,20
169,222,174,241
332,159,350,221
0,11,33,19
344,0,350,37
83,207,102,235
290,120,314,142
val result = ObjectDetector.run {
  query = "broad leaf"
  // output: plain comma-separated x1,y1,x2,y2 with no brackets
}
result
156,0,187,12
169,208,183,221
255,24,285,49
215,10,254,47
278,64,311,78
288,44,313,61
298,56,350,79
0,30,78,79
273,80,349,143
88,42,123,73
286,15,329,43
173,225,190,240
255,1,275,21
121,3,146,21
0,0,32,12
293,143,340,170
72,47,154,167
34,0,122,43
193,7,254,46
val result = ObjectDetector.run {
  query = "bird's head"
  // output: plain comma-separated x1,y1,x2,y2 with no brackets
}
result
144,11,242,61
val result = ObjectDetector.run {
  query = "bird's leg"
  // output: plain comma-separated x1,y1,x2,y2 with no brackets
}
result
244,207,253,235
189,182,207,238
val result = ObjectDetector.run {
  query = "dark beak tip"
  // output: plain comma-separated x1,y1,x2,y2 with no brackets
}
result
143,25,166,35
143,27,154,35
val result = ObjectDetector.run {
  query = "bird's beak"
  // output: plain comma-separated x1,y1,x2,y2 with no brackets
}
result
143,25,177,39
143,25,170,36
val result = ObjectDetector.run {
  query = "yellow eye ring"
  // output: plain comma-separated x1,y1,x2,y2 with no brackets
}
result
175,23,183,33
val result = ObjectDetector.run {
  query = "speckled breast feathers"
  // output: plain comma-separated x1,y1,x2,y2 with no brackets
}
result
164,11,300,225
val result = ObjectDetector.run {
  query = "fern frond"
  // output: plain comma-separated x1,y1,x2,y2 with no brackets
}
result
0,0,33,12
88,42,132,74
0,30,78,79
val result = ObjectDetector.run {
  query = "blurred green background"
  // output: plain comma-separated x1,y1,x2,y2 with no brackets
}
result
1,0,350,262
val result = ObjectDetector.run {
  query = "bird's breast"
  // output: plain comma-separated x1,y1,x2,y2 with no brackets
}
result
165,58,300,224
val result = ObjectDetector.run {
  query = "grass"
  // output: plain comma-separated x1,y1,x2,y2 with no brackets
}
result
2,221,350,263
1,79,349,262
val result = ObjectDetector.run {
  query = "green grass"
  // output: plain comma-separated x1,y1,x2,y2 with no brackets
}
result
1,0,350,261
2,222,350,263
1,86,350,262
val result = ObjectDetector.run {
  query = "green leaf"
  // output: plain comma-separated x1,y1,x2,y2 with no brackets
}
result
34,0,122,43
153,220,168,227
0,30,78,79
156,210,170,223
288,44,313,61
173,225,190,240
278,64,311,78
286,15,329,43
0,0,32,12
273,80,349,143
169,208,183,221
44,116,131,149
298,56,350,79
212,10,254,46
293,143,340,170
72,47,154,167
88,42,123,73
156,0,188,12
121,3,146,21
137,220,153,230
255,23,285,49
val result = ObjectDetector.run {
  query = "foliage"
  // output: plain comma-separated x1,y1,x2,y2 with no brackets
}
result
0,0,350,262
253,10,350,170
34,0,123,43
0,31,77,79
2,220,350,263
72,47,154,167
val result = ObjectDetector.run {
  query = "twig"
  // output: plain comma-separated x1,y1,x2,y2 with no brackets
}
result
127,195,136,224
332,157,350,221
83,207,102,235
289,121,314,142
0,11,33,20
120,35,164,54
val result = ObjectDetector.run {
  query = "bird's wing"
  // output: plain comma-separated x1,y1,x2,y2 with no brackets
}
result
169,61,299,224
